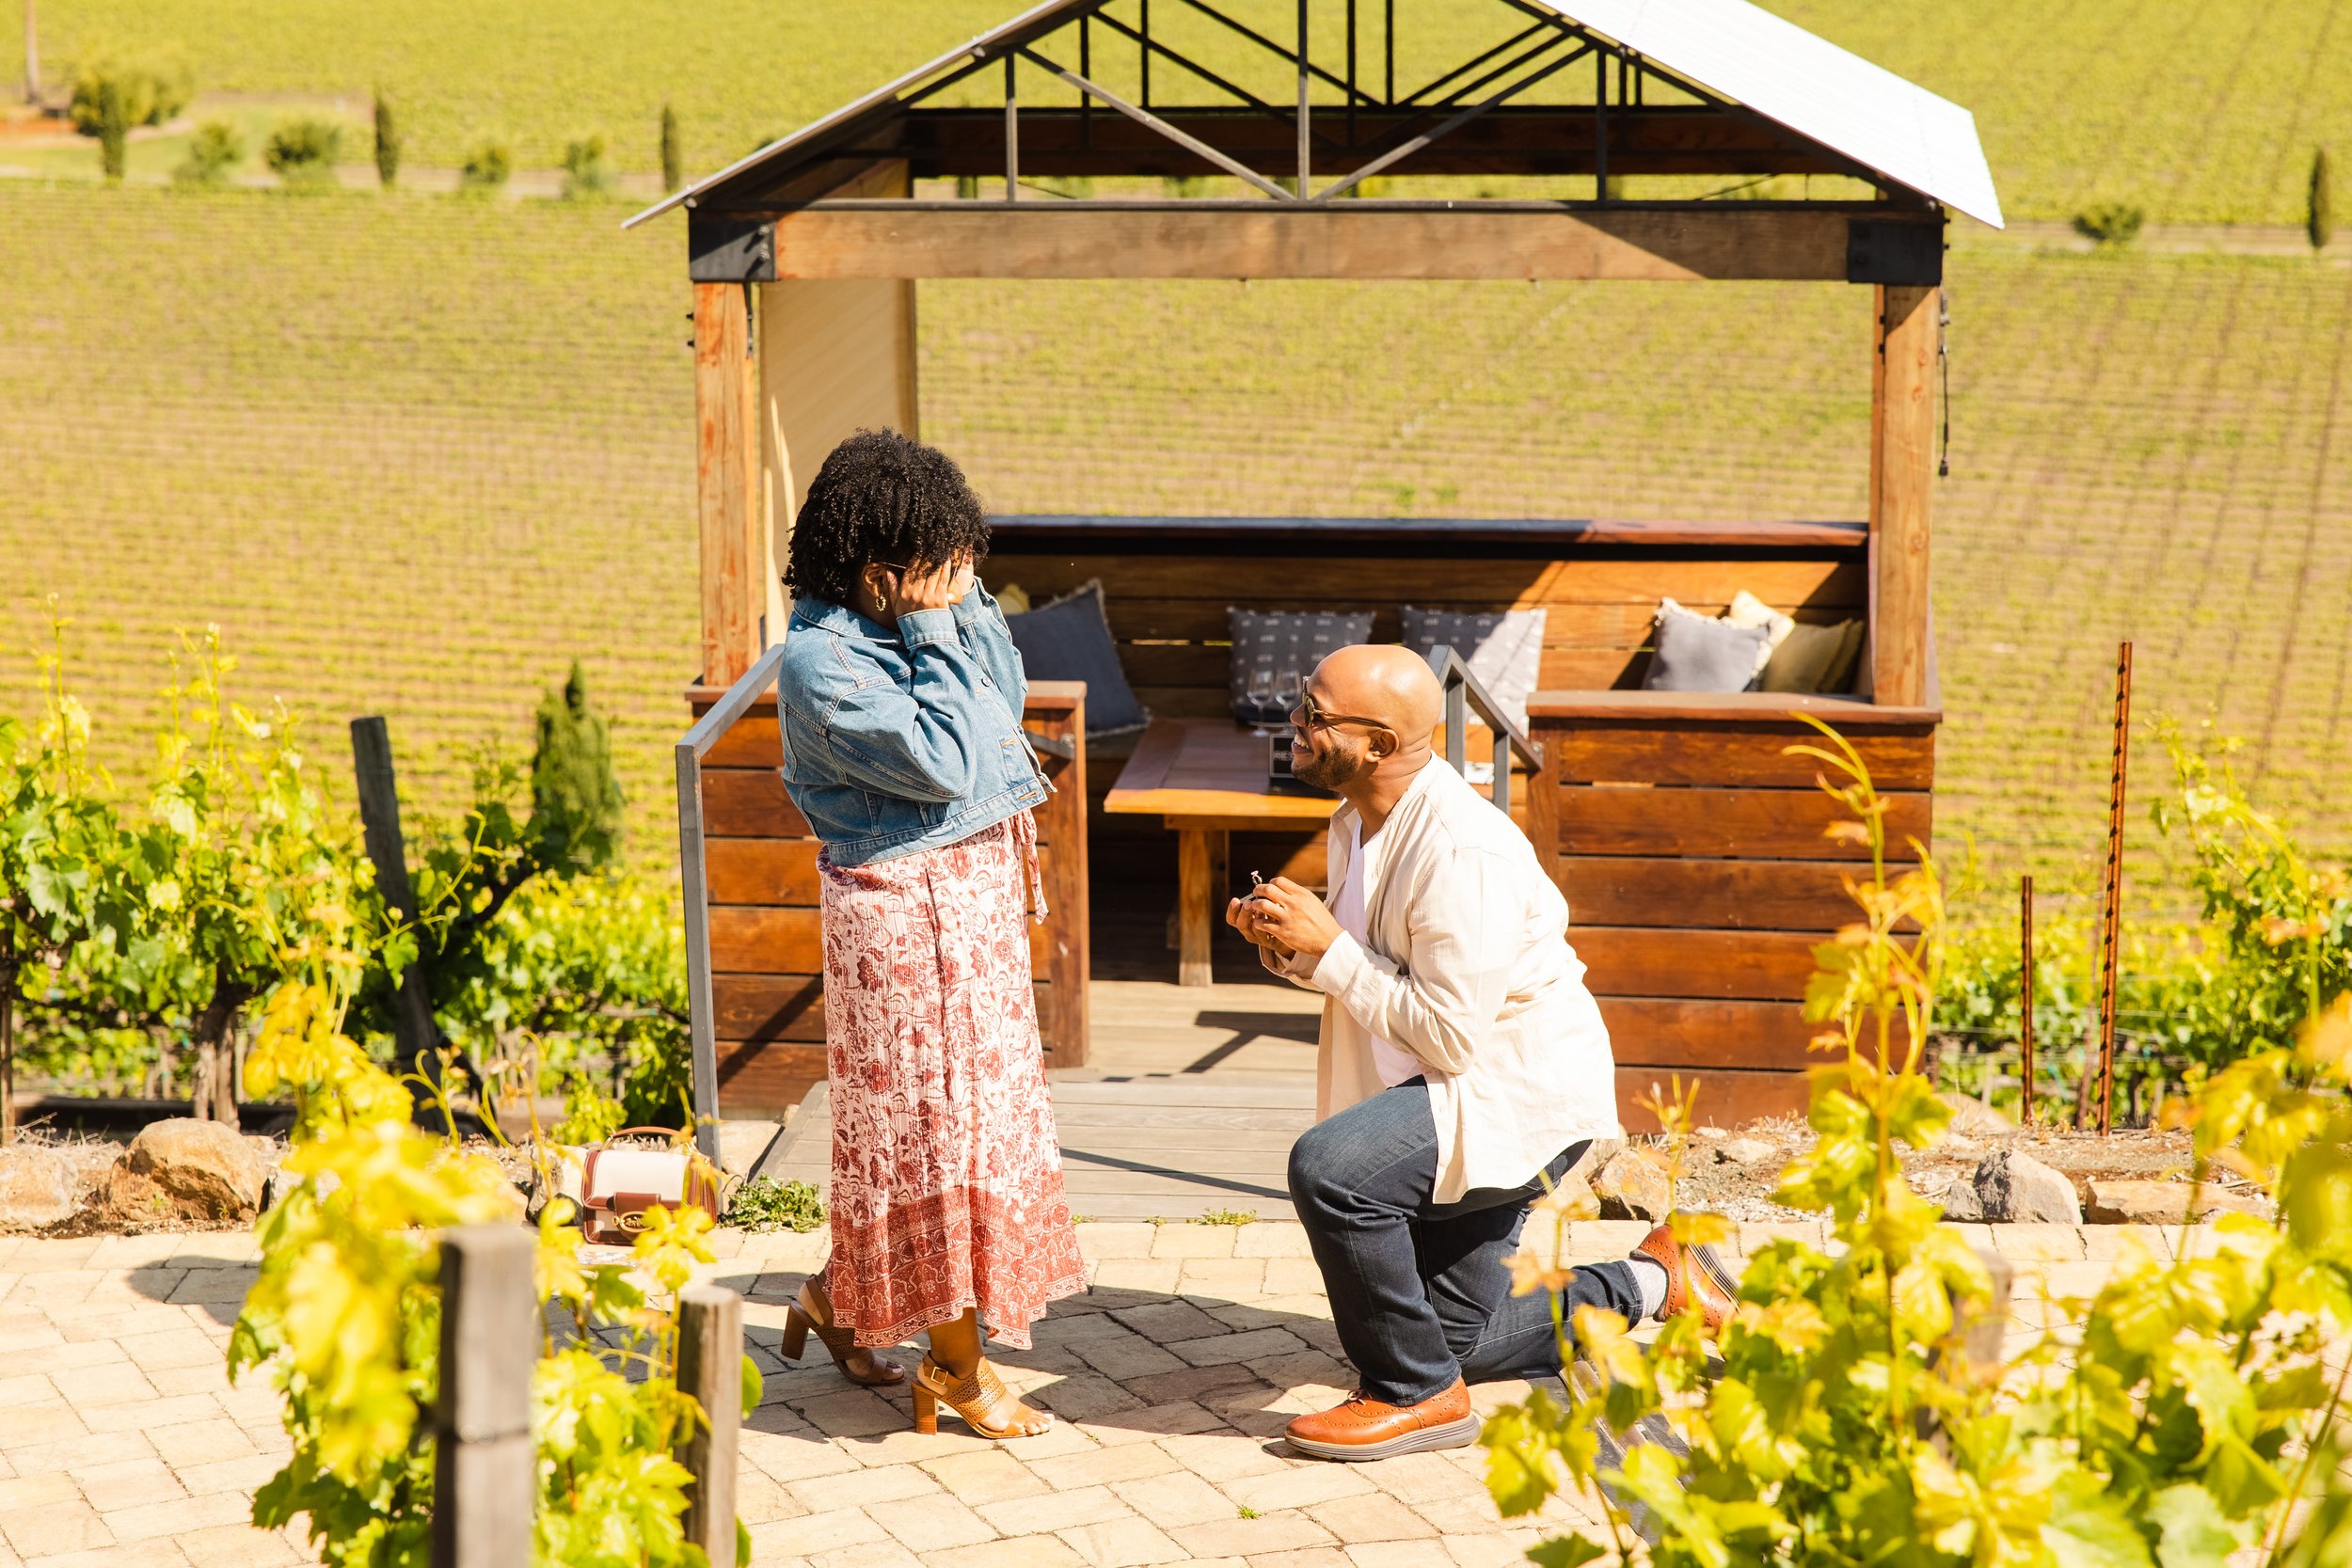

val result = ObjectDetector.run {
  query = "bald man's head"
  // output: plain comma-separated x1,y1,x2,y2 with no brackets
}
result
1289,643,1440,797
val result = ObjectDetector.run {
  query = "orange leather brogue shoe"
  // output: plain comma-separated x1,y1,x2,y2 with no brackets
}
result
1283,1377,1479,1462
1631,1223,1738,1332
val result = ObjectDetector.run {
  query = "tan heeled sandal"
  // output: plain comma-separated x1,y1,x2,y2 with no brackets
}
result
780,1282,905,1388
911,1354,1056,1439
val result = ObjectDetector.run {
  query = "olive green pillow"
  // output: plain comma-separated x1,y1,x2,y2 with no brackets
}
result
1758,618,1866,694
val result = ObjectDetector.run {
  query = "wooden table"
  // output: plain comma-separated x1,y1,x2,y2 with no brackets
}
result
1104,719,1337,986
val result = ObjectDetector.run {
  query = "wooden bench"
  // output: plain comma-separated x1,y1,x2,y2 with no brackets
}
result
986,515,1931,1128
681,676,1091,1117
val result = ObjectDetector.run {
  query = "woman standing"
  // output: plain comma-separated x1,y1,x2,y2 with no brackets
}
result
771,429,1083,1441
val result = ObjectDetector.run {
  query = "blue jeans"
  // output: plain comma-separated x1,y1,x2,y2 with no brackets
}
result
1288,1078,1645,1406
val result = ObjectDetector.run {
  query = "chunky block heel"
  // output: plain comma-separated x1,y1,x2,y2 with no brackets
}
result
913,1384,939,1435
780,1307,810,1363
783,1283,904,1387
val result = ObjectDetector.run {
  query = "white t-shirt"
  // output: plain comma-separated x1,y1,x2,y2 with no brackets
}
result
1334,818,1425,1089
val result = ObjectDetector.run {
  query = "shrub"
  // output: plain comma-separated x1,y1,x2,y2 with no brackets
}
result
372,89,399,188
263,117,343,187
68,50,193,135
560,134,611,199
460,137,511,191
2312,147,2335,251
660,103,682,194
172,119,244,187
2073,200,2147,249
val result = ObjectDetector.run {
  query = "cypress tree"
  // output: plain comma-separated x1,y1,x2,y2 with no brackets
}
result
2312,148,2335,252
96,76,125,180
530,660,625,875
660,103,682,193
373,88,400,187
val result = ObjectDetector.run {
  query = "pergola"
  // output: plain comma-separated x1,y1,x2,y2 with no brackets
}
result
638,0,2001,1128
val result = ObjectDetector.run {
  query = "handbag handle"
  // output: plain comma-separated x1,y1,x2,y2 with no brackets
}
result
600,1127,691,1146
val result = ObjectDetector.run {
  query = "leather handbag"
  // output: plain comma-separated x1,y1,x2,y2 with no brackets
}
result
566,1128,729,1244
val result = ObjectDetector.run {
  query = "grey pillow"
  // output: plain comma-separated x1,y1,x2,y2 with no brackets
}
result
1643,599,1772,692
1401,607,1547,732
1228,608,1374,726
1004,579,1151,737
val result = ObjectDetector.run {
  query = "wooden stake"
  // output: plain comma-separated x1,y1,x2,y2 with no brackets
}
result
676,1284,743,1564
433,1227,536,1568
2094,642,2132,1134
2018,874,2034,1127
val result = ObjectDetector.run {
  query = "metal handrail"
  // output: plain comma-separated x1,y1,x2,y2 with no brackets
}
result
1423,644,1543,816
675,644,788,1164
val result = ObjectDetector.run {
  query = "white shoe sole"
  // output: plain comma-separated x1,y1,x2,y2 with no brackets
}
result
1284,1412,1482,1463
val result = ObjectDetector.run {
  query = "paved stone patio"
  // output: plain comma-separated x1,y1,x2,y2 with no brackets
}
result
0,1219,2184,1567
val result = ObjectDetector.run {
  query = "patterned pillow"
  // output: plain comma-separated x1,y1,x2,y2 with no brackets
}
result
1399,607,1548,733
1004,579,1151,737
1227,608,1375,726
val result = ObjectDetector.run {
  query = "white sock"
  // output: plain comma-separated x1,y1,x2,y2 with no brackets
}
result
1627,1257,1670,1321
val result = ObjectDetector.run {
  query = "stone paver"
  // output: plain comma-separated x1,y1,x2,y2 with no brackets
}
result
1,1220,2186,1564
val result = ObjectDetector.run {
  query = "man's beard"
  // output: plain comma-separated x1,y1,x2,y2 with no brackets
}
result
1292,732,1368,792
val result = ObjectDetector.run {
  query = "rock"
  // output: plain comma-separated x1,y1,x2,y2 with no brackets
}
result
1545,1166,1601,1221
104,1118,268,1225
2087,1180,2266,1226
1942,1148,2080,1225
1938,1093,2018,1138
1716,1135,1778,1165
718,1117,783,1179
0,1146,77,1229
1592,1147,1674,1223
1941,1133,1981,1158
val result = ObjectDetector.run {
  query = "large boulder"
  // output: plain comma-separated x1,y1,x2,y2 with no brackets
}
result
1715,1134,1779,1166
0,1146,77,1230
1941,1148,2080,1225
1592,1147,1674,1223
2087,1180,2265,1226
104,1118,268,1225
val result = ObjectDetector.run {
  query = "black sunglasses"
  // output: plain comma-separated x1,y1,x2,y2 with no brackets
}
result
1293,692,1395,736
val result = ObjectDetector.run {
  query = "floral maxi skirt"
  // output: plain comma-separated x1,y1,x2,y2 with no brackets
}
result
818,813,1085,1350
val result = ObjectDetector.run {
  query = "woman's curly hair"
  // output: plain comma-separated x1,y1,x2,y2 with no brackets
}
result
784,429,991,612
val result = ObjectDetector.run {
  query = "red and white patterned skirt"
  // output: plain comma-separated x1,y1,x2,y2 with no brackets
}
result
818,812,1085,1350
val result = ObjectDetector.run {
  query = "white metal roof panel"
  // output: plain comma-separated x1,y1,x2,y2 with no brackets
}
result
1537,0,2001,227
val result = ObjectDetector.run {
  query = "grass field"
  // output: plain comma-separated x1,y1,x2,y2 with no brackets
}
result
3,181,2347,911
5,0,2349,225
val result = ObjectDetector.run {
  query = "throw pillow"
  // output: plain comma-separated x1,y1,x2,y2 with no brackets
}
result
1399,607,1548,733
1004,579,1152,738
1724,590,1795,655
1643,597,1773,693
1227,608,1375,727
1758,617,1867,694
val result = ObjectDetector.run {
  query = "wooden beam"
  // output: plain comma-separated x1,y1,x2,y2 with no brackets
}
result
767,204,1905,281
1869,282,1937,705
694,281,760,687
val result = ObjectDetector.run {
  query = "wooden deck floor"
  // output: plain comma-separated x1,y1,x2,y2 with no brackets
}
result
760,976,1326,1221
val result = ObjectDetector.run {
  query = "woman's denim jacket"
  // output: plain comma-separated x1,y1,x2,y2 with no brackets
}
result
775,583,1049,867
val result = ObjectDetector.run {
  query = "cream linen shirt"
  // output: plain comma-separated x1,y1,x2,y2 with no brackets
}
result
1263,756,1621,1202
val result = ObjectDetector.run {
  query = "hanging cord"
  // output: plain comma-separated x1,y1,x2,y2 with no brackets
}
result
1938,284,1952,478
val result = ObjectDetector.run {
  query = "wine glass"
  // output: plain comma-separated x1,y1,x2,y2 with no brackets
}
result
1246,664,1277,737
1273,662,1304,730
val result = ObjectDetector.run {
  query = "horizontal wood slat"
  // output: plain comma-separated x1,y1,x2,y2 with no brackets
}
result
987,555,1863,610
1562,856,1903,931
1558,785,1931,859
1597,997,1823,1070
1551,721,1934,789
1574,927,1824,1001
1114,641,1650,691
700,767,811,839
993,595,1867,651
1614,1066,1812,1131
708,903,1054,973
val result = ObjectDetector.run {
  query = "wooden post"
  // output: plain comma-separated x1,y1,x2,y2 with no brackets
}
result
1869,283,1937,706
2018,874,2035,1127
695,281,761,688
433,1227,537,1568
352,718,442,1080
2094,642,2132,1134
1177,828,1214,988
675,1284,743,1564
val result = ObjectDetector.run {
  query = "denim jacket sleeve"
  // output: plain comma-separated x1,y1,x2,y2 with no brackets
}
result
819,610,1006,802
952,582,1029,713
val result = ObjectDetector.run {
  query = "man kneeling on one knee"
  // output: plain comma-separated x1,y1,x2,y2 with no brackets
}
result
1230,644,1737,1463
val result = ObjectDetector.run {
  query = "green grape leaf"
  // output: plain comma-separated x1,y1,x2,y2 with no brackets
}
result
2148,1484,2240,1568
2046,1473,2155,1568
1526,1535,1609,1567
